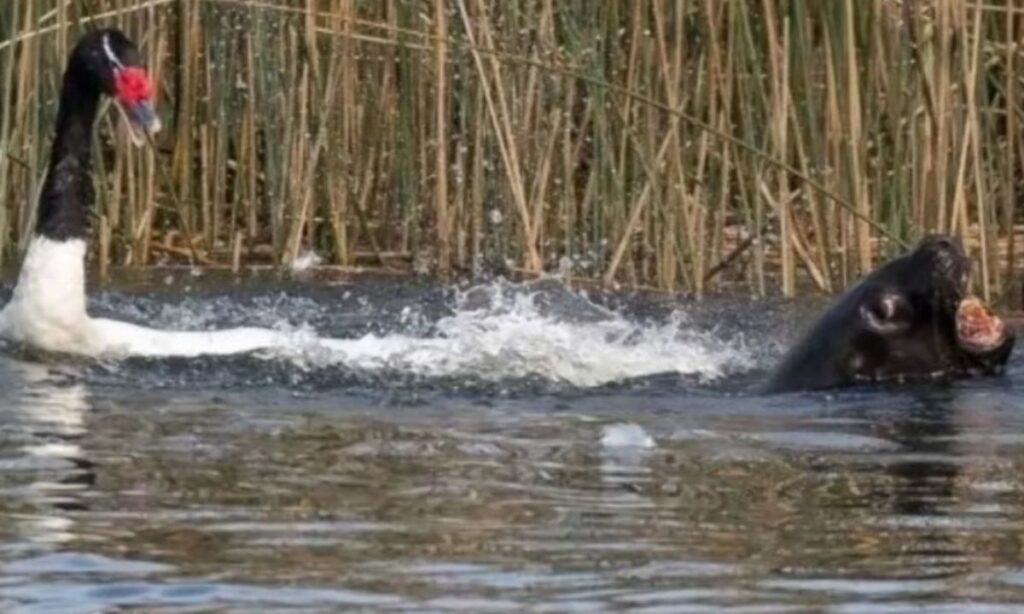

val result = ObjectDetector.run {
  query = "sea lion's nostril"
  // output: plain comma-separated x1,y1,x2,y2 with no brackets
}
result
933,237,956,255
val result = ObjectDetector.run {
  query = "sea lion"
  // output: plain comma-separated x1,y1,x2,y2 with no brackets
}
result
765,235,1014,392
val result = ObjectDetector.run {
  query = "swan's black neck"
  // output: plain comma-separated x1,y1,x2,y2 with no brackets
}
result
36,70,101,241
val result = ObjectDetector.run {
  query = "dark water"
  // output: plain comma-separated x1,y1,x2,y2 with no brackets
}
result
2,274,1024,613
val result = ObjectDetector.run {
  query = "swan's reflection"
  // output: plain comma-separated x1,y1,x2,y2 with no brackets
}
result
0,357,92,549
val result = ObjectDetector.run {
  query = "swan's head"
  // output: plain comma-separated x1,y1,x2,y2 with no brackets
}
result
71,28,161,146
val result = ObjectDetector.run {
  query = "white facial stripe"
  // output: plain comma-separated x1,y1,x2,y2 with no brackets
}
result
102,34,124,69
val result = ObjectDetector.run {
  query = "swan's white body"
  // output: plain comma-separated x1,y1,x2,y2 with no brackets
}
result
0,236,286,357
0,238,91,353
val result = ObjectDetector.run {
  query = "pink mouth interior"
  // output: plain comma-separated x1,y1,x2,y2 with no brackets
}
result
956,297,1007,352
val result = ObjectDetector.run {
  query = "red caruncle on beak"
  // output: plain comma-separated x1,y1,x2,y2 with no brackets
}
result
114,66,153,105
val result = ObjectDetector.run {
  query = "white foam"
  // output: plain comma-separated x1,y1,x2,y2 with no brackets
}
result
317,310,744,387
602,423,656,450
290,250,323,274
254,283,753,386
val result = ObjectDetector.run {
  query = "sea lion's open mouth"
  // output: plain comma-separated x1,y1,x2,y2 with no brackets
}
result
956,296,1009,354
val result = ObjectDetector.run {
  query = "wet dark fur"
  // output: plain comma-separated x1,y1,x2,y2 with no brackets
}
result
765,236,1015,393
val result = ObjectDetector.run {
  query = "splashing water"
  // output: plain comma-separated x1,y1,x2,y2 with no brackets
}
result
48,281,757,388
290,251,323,274
298,288,753,386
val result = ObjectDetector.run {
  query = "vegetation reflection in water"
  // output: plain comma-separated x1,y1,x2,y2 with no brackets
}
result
1,279,1024,611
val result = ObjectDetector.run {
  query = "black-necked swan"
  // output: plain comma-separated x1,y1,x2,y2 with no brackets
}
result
0,29,285,357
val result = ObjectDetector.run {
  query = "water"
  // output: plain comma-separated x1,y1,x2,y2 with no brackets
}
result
2,273,1024,612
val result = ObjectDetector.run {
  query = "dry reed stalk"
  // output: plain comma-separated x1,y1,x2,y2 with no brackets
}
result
433,0,450,276
1001,3,1018,290
843,0,871,277
963,3,992,299
98,215,111,281
454,0,539,271
761,0,794,296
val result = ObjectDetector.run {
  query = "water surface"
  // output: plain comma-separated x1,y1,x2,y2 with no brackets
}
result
2,274,1023,612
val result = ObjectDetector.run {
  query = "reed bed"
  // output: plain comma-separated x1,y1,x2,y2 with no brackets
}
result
1,0,1023,299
